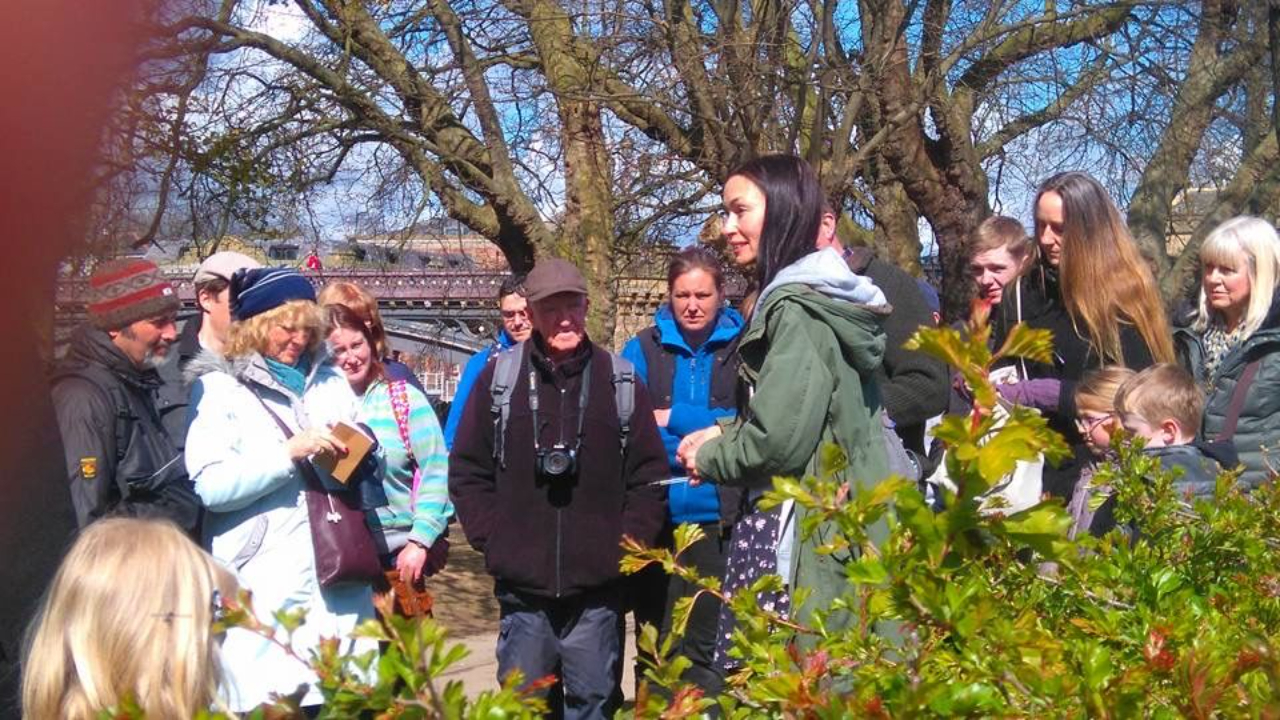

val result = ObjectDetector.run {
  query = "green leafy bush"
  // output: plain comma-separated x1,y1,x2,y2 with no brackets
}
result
103,308,1280,717
622,306,1280,718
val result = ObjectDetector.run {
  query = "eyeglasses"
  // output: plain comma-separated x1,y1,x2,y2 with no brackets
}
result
1075,413,1113,434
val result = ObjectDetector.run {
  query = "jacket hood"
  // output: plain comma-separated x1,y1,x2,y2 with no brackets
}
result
653,304,745,354
65,324,163,389
1256,292,1280,336
183,343,339,397
757,248,888,309
754,281,888,376
496,328,518,350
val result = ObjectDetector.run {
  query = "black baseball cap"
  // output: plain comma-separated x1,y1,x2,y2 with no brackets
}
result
521,258,588,302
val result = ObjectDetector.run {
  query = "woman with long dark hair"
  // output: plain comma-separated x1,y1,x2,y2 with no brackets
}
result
990,171,1174,501
677,154,891,666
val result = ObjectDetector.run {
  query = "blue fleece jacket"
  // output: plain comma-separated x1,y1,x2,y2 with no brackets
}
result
622,304,744,524
444,329,517,450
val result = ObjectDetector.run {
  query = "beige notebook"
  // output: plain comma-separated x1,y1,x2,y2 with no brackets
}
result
313,422,374,485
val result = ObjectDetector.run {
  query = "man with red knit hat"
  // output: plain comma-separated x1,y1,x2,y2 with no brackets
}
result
50,257,202,534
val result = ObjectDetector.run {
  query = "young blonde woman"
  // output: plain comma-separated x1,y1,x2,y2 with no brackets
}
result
990,171,1174,501
22,518,237,719
1173,216,1280,488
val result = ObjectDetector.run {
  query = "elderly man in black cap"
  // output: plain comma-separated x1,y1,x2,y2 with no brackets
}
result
449,258,667,719
51,257,202,533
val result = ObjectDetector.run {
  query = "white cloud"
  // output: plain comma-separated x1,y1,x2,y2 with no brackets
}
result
247,1,309,43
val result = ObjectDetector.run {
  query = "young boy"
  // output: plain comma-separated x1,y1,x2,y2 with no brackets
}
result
1113,364,1236,501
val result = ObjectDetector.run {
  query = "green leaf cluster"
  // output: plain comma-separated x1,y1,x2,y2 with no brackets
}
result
621,314,1280,717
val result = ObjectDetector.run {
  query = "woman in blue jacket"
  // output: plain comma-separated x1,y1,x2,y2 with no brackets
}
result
621,245,744,696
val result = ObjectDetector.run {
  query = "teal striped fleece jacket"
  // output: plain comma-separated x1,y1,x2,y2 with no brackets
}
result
356,379,452,553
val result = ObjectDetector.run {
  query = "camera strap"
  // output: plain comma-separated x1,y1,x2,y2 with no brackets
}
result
528,359,591,455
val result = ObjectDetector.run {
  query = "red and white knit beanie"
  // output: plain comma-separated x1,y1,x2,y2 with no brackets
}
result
87,258,180,330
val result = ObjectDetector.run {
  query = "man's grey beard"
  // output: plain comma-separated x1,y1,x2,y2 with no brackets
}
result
141,345,174,371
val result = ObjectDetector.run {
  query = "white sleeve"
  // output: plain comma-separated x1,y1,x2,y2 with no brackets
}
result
185,373,297,512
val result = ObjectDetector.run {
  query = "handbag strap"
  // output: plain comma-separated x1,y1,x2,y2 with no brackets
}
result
249,390,326,493
386,380,423,511
387,380,416,465
1219,357,1262,441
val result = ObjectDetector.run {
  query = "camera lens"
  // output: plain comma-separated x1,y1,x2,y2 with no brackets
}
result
544,450,572,476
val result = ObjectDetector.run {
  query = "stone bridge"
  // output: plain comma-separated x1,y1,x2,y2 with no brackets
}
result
56,268,671,388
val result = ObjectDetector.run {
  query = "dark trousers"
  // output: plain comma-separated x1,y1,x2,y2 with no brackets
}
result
629,522,728,697
495,584,622,720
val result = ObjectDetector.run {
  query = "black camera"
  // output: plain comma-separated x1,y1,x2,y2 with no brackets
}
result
536,444,578,478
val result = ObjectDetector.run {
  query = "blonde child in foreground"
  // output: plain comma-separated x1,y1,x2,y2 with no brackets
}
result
22,518,236,719
1067,367,1133,538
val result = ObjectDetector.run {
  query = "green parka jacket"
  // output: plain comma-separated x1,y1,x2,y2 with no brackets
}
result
695,282,891,634
1174,297,1280,490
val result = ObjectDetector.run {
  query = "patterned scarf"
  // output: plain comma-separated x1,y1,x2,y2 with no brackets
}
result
1202,320,1247,385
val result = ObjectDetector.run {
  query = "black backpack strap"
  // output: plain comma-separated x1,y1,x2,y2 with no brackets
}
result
52,366,133,465
489,342,526,468
1219,357,1263,441
637,325,674,408
610,352,636,453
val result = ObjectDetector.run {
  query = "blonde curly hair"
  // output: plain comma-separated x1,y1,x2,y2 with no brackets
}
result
224,299,326,359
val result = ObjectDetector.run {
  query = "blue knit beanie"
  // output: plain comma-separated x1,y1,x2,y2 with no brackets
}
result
230,267,317,321
916,278,941,315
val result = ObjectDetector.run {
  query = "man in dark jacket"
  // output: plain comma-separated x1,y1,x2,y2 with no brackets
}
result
816,212,949,455
51,258,201,535
449,259,667,719
442,273,530,449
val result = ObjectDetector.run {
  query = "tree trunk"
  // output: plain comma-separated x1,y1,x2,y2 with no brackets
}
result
515,0,619,343
870,177,923,276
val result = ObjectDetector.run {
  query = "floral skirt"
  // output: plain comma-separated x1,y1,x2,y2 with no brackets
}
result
714,505,791,672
